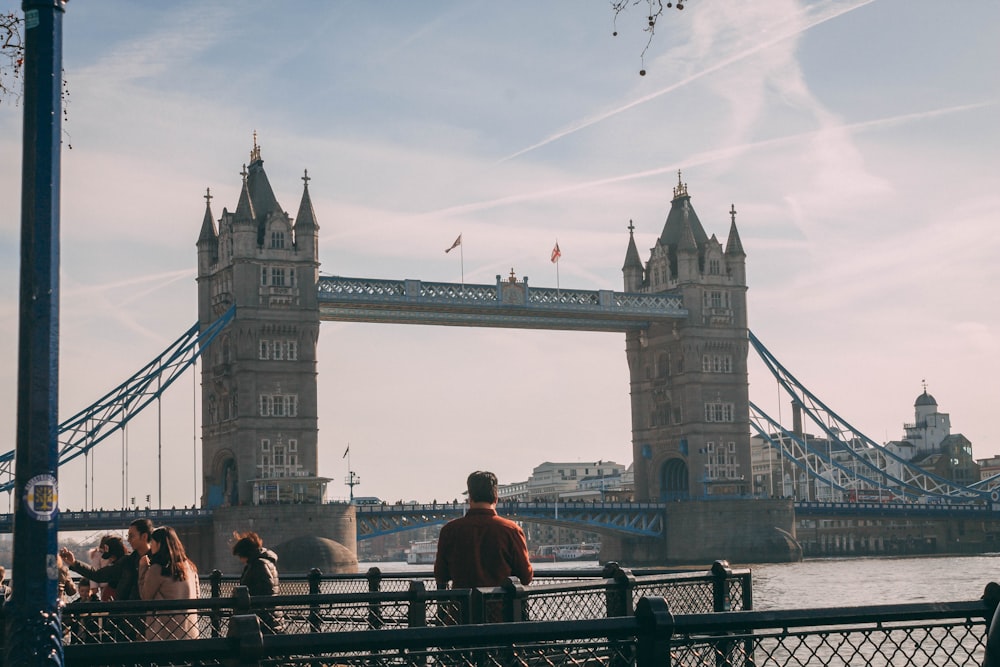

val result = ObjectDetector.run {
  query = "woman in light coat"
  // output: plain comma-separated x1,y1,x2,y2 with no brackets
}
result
139,526,200,640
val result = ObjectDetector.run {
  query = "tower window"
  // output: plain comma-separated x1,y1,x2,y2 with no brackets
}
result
702,355,733,373
704,402,734,422
258,394,298,417
270,231,285,249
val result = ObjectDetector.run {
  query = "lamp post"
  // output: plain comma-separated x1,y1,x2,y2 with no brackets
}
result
7,1,67,664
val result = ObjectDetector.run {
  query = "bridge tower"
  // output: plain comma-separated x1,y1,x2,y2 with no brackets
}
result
623,174,750,501
195,140,326,508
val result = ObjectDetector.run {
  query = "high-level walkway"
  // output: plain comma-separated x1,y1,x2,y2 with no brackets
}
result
317,275,686,330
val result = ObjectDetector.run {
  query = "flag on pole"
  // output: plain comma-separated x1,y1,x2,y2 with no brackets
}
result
342,444,350,459
445,234,462,253
550,241,561,263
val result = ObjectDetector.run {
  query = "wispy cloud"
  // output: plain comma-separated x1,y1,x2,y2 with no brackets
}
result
500,0,876,162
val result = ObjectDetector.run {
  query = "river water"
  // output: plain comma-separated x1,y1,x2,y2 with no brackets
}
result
363,554,999,611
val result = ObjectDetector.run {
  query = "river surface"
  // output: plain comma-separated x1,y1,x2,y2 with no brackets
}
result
362,554,999,611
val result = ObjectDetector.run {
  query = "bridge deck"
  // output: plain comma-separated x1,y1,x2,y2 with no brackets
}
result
317,276,687,330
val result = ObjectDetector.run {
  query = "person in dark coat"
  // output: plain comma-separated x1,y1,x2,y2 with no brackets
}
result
62,519,152,640
232,531,284,633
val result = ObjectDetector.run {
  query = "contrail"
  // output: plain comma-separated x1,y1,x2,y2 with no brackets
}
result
500,0,876,163
63,268,193,298
417,102,993,221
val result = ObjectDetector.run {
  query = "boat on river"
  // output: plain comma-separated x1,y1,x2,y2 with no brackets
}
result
406,540,437,565
531,543,600,562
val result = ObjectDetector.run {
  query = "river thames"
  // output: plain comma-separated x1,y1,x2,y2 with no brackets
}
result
362,554,998,610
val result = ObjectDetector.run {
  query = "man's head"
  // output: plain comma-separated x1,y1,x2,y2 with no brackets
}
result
127,518,153,554
467,471,498,505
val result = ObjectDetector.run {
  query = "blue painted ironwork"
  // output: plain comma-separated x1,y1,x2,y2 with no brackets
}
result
0,306,235,495
748,330,988,502
354,501,667,539
9,1,67,664
317,275,686,331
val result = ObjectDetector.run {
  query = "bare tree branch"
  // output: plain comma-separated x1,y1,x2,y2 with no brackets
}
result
611,0,689,76
1,11,24,105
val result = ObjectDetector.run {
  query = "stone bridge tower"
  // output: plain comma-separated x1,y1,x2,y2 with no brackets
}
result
195,140,326,509
623,174,749,501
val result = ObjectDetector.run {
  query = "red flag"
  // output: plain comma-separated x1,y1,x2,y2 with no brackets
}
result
550,241,561,263
445,234,462,253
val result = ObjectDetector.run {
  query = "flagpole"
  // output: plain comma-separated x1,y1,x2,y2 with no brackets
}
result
460,239,465,287
556,253,560,294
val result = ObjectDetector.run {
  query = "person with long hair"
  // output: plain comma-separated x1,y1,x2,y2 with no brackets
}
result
138,526,200,640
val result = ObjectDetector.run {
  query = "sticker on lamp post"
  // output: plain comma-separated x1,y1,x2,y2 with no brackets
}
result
24,474,58,521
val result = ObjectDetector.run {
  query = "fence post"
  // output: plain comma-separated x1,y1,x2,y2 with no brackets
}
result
210,569,223,599
368,567,384,629
635,596,674,667
740,570,753,611
210,569,224,637
602,561,637,617
228,614,264,667
231,586,251,614
711,560,732,612
501,577,529,622
470,588,486,625
407,580,427,628
307,569,322,632
710,560,742,667
367,567,383,593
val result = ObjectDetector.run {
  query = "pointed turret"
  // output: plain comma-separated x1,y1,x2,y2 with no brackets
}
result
197,188,219,277
197,188,218,245
246,138,282,222
234,165,256,224
658,171,709,249
724,204,745,257
724,204,746,285
294,169,320,262
294,169,319,233
622,220,644,292
676,201,700,281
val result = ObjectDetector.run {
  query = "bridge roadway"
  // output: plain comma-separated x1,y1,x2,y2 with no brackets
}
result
1,500,994,539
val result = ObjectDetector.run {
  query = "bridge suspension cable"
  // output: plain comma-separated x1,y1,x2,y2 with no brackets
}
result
0,305,236,495
748,330,986,502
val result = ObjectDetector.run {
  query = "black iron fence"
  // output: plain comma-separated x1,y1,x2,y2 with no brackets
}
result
60,597,993,666
55,561,750,640
8,563,993,665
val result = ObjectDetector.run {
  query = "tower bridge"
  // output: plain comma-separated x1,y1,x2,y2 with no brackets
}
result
5,145,995,569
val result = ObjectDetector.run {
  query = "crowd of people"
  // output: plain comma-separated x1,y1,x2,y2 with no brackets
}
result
56,519,281,642
36,469,522,641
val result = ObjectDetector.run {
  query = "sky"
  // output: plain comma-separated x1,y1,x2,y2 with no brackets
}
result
0,0,996,510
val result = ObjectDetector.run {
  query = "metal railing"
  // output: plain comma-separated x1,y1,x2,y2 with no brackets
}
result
56,562,750,640
59,596,993,666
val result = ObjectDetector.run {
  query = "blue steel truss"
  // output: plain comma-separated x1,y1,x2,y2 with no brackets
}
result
354,502,666,540
317,276,687,331
748,330,987,502
0,305,236,495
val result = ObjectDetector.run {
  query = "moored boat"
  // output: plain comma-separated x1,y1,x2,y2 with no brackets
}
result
406,539,437,565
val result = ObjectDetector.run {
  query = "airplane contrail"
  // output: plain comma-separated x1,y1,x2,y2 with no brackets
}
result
500,0,877,163
417,101,994,221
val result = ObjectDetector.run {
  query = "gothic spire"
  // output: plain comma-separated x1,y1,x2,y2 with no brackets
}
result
197,187,218,244
294,169,319,232
234,164,256,224
725,204,745,256
677,201,698,254
622,219,643,271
